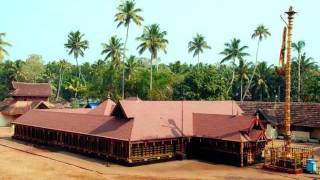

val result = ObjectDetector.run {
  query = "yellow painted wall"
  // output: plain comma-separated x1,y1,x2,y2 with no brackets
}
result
292,131,310,141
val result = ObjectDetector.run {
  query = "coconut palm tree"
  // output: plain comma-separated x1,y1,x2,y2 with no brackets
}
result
293,52,315,99
242,25,270,101
64,30,89,80
253,61,272,101
101,36,124,69
220,38,249,96
188,33,211,68
292,40,305,101
56,59,70,101
125,55,138,81
236,59,250,101
115,0,143,99
65,77,86,99
299,53,316,75
0,33,12,62
136,24,168,95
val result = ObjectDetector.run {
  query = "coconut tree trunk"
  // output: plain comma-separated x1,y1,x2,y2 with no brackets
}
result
240,76,243,101
56,65,63,101
242,40,260,102
156,58,159,72
227,68,235,96
227,59,236,96
150,54,153,96
197,53,200,69
76,57,80,79
75,88,77,99
122,25,130,99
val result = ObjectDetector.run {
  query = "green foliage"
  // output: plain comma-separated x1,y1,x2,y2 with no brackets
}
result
64,30,89,80
0,33,11,62
0,16,318,104
188,33,211,66
101,36,124,69
137,24,168,94
173,65,228,100
114,0,143,28
137,24,168,59
220,38,249,97
64,31,89,60
65,77,87,98
19,54,45,83
251,25,271,41
0,57,319,103
70,98,80,108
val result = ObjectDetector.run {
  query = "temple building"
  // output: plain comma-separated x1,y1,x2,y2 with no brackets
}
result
239,101,320,142
0,81,53,126
12,99,268,166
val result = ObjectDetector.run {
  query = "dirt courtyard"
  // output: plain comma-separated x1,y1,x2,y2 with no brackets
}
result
0,127,319,180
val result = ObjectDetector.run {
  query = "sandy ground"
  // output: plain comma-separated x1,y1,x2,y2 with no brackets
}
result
0,127,319,180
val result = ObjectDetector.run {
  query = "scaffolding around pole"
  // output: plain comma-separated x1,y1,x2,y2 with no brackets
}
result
263,146,314,173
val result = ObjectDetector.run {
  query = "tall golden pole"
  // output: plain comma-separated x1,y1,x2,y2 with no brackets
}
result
284,6,296,151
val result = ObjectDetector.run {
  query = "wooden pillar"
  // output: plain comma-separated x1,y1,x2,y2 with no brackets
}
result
240,142,244,167
128,142,131,160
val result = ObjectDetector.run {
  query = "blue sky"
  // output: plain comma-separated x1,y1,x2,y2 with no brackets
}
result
2,0,319,65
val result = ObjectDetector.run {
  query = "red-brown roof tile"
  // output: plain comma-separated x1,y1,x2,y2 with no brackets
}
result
13,110,133,140
10,81,52,97
88,99,116,116
40,108,91,114
116,100,243,141
238,101,320,128
1,101,50,115
193,113,261,142
13,100,249,142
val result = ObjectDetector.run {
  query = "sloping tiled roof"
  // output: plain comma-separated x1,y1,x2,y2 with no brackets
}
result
42,100,116,115
125,96,141,101
13,110,133,140
40,108,91,114
13,100,247,142
88,99,116,116
1,101,50,115
116,100,243,141
238,101,320,128
10,81,52,97
193,113,264,142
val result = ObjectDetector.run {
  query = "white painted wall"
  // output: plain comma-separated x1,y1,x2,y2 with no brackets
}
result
0,113,9,127
266,124,278,139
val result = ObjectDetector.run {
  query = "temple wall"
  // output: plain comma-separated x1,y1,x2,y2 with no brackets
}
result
0,113,15,127
13,124,130,163
266,124,278,139
292,130,310,141
129,138,186,163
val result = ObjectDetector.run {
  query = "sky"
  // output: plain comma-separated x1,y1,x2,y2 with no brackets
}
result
2,0,319,65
